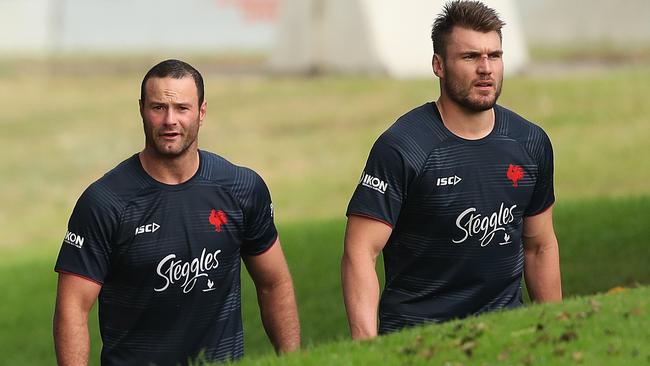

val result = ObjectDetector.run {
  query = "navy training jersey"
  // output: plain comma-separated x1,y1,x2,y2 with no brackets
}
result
347,102,555,334
55,150,277,365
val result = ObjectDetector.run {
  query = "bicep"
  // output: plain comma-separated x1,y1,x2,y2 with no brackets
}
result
243,238,290,287
522,204,556,248
344,215,392,259
56,273,102,313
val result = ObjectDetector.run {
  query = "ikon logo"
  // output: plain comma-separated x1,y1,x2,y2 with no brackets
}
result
135,223,160,236
64,231,85,248
437,175,462,186
360,172,388,194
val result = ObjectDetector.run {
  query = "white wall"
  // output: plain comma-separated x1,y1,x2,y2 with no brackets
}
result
0,0,52,53
0,0,275,55
271,0,528,78
518,0,650,45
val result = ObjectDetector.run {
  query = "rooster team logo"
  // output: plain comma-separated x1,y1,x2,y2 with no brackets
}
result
507,164,525,187
209,209,228,232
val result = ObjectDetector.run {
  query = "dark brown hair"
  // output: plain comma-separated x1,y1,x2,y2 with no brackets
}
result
140,59,204,106
431,0,505,57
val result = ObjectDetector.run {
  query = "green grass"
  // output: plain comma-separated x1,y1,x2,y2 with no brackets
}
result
2,66,650,248
2,196,648,364
529,42,650,63
236,286,650,365
1,64,649,364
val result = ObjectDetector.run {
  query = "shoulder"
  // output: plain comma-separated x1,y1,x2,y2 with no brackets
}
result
198,150,269,198
496,105,552,158
199,150,263,183
73,154,146,219
84,154,147,203
380,102,445,145
497,105,551,142
370,102,448,168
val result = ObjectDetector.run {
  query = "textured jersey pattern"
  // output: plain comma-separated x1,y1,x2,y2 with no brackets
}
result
55,150,277,365
347,103,554,334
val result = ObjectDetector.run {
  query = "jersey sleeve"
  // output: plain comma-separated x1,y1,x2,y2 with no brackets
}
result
241,171,278,256
525,130,555,216
346,133,418,227
54,184,117,284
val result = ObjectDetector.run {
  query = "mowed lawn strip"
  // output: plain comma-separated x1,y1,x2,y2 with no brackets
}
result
233,286,650,366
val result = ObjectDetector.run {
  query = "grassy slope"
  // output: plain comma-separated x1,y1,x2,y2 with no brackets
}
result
2,196,647,364
237,286,650,366
1,67,650,249
239,197,650,357
0,66,649,364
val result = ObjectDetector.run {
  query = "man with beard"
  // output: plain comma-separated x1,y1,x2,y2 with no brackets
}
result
342,0,562,339
54,59,300,365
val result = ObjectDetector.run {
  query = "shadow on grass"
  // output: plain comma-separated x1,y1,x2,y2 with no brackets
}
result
0,196,648,364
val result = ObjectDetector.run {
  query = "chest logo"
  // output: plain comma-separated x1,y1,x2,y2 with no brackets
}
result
437,175,462,186
453,203,517,247
507,164,525,187
135,222,160,236
154,248,221,293
209,209,228,232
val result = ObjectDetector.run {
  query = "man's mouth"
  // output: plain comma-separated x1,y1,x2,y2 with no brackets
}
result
474,80,494,88
160,131,181,140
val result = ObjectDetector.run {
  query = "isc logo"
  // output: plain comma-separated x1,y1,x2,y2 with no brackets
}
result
135,222,160,236
436,175,462,186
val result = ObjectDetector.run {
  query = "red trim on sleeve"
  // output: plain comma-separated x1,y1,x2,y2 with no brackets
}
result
524,200,555,217
244,233,279,257
347,212,394,229
55,270,104,286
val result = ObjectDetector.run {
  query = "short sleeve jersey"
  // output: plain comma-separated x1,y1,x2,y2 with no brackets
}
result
347,103,554,334
55,150,277,365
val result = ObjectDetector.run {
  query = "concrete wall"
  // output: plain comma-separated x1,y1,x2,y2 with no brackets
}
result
518,0,650,45
1,0,648,55
0,0,52,53
271,0,528,78
0,0,275,54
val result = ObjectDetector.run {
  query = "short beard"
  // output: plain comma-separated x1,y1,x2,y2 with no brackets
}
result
443,74,502,112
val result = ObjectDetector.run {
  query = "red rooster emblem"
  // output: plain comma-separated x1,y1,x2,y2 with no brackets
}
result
209,209,228,232
507,164,525,187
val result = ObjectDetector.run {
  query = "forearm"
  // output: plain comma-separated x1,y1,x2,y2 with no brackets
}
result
341,253,380,340
53,306,91,366
524,238,562,302
256,278,300,353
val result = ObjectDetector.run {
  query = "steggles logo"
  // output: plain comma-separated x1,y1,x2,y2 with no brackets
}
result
452,203,517,247
154,248,221,294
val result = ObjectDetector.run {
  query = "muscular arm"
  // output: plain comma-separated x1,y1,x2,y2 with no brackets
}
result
522,205,562,302
243,238,300,354
53,273,102,366
341,215,392,340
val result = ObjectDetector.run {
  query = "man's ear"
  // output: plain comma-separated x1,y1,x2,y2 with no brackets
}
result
432,54,444,78
139,99,144,117
199,100,207,126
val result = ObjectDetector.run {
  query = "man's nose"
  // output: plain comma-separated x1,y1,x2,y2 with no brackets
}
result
164,108,176,124
477,55,492,74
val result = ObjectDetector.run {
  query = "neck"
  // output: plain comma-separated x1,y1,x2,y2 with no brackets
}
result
139,147,200,185
435,95,495,140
